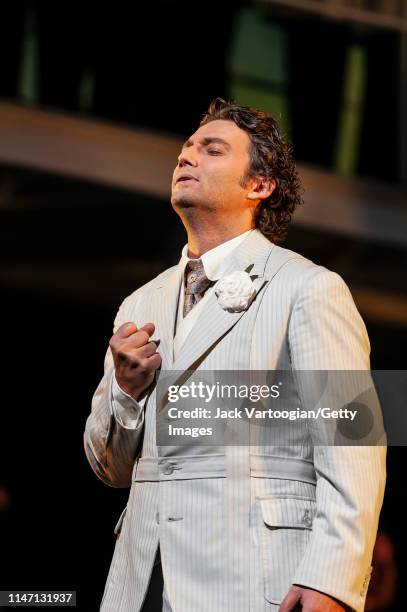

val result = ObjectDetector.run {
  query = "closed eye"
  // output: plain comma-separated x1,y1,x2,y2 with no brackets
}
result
207,149,223,155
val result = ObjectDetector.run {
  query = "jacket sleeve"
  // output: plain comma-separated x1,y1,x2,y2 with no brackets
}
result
83,294,146,488
288,267,387,612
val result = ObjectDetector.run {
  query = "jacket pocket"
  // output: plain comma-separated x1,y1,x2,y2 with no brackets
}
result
258,495,316,605
113,505,128,537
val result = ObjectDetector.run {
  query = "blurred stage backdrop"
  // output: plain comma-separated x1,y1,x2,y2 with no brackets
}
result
0,1,406,610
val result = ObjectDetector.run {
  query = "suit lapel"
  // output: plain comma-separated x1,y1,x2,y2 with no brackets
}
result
171,274,267,373
154,260,183,371
171,230,274,373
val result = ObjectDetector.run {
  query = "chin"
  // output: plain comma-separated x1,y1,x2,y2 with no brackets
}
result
171,195,197,209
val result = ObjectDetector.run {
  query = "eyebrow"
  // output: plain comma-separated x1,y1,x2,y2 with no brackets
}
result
182,136,231,150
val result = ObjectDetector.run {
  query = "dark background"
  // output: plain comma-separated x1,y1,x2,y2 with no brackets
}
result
0,2,406,610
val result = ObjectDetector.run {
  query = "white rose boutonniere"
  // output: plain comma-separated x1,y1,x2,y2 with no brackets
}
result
215,264,257,313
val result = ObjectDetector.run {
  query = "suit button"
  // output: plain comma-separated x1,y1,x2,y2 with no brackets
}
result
163,463,176,475
302,509,312,528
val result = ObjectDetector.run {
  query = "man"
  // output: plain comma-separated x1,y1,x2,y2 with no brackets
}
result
84,98,386,612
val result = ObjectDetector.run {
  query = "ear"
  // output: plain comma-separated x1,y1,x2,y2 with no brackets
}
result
246,176,276,202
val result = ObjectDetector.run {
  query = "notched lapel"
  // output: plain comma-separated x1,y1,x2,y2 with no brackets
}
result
170,230,276,373
154,262,183,371
171,274,268,373
168,229,303,375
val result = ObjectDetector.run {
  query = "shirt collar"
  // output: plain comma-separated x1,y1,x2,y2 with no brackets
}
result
180,229,253,281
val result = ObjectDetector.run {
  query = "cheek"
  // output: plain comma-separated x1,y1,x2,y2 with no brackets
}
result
206,170,242,191
204,177,228,199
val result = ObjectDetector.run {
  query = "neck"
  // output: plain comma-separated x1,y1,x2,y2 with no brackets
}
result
181,211,253,258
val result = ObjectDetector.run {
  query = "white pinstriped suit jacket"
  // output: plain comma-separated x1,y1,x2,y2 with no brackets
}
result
84,229,386,612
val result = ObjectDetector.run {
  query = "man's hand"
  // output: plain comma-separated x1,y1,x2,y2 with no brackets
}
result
279,585,350,612
109,322,161,401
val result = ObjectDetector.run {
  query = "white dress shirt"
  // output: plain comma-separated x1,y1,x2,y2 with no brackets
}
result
111,229,253,428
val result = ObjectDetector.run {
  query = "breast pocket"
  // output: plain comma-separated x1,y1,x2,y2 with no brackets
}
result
258,495,316,605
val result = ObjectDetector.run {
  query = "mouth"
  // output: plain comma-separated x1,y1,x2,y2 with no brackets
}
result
175,174,199,184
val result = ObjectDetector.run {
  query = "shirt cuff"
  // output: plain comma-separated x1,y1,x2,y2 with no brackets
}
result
110,373,146,430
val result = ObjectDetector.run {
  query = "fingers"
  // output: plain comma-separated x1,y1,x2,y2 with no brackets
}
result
116,321,155,339
138,322,155,337
137,341,160,359
110,321,161,380
146,351,162,370
124,332,152,350
115,322,138,338
279,586,302,612
127,345,162,372
111,321,161,399
113,322,158,349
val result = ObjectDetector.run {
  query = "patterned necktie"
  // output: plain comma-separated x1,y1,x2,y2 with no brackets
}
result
183,259,214,317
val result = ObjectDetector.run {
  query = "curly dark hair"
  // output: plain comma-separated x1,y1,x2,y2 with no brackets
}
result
200,97,303,244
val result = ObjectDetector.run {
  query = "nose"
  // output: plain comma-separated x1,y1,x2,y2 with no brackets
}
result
177,148,198,168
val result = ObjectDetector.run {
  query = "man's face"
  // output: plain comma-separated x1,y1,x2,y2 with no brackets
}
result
171,119,253,215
